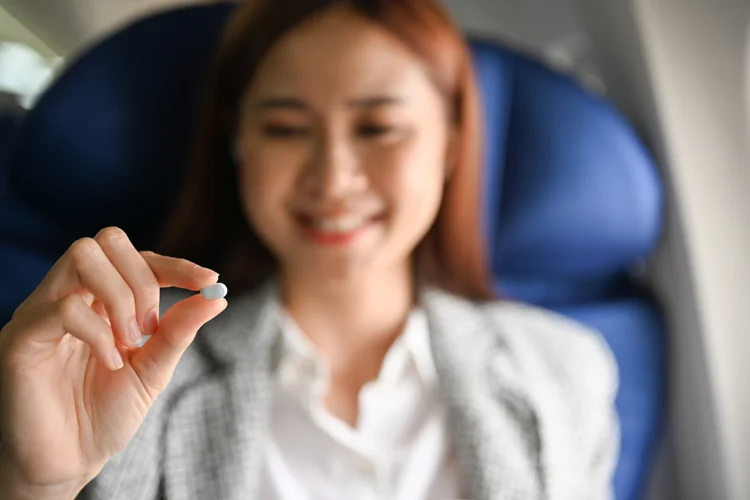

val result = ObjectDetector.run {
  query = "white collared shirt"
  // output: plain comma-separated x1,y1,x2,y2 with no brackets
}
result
258,307,462,500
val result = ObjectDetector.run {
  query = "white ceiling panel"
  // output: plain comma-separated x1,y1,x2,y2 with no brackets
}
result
0,0,599,90
0,0,206,56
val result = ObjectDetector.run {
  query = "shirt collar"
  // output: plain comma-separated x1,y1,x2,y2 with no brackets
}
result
274,300,439,398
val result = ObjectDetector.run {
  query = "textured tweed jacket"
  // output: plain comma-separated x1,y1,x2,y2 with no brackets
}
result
78,282,619,500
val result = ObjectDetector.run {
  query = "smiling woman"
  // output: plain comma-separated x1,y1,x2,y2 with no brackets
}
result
0,1,620,499
160,0,490,300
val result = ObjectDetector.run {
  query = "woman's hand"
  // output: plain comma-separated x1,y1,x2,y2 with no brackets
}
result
0,227,226,498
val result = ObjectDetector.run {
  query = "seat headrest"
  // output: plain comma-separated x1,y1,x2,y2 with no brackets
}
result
472,41,662,301
4,5,234,247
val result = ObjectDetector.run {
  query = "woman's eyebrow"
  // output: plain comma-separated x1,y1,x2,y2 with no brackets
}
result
254,97,309,110
252,95,406,111
347,96,406,108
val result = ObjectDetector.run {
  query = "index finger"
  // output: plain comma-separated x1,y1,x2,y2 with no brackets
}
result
140,252,219,291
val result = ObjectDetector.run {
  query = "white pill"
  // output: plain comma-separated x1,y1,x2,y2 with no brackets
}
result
201,283,228,300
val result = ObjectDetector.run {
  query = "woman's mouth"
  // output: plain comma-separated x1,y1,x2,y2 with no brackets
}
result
296,213,381,245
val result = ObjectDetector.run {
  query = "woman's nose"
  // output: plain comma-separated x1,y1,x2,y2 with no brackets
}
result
303,134,360,199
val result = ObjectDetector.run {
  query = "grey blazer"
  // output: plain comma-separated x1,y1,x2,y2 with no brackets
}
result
79,283,619,500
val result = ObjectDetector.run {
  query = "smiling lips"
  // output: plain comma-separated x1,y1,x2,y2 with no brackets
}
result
296,213,381,245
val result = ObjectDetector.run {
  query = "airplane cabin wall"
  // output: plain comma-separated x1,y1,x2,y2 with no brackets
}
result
575,1,750,500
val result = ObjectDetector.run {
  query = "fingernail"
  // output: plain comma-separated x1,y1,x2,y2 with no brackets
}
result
144,308,160,334
194,264,218,278
127,319,142,346
110,347,124,370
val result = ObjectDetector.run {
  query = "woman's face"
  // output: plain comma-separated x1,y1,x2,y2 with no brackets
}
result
236,6,453,283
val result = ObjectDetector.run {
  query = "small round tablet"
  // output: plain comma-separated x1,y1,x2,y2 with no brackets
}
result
201,283,228,300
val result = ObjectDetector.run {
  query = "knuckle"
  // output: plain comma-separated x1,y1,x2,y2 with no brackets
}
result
135,277,160,311
141,272,159,290
57,294,82,319
69,237,100,263
140,274,160,298
111,286,136,315
95,226,130,248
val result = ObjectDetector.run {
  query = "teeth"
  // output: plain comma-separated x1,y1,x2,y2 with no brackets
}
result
311,216,366,233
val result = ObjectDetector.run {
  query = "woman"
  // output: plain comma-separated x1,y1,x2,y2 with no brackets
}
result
0,1,619,499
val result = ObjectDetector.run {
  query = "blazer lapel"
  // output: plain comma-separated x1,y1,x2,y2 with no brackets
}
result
423,289,544,500
162,282,281,500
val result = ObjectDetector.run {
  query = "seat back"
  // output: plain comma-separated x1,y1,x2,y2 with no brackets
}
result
0,94,23,193
473,41,666,500
0,5,666,499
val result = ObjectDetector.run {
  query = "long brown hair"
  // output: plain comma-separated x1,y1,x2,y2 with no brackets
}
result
160,0,494,300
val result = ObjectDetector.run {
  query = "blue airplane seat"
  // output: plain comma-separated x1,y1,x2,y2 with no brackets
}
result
0,101,23,193
0,5,666,500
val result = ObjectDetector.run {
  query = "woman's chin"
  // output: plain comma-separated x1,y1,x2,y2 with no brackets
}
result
286,255,379,286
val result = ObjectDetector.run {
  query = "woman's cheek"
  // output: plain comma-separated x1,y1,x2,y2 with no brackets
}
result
239,152,292,229
380,141,445,201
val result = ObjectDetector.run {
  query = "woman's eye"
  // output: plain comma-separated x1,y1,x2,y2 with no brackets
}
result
263,124,310,138
358,124,395,138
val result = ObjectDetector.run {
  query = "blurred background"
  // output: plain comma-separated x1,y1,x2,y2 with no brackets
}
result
0,1,748,500
0,0,606,107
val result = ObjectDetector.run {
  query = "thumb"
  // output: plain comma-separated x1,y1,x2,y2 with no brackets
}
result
130,294,227,396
